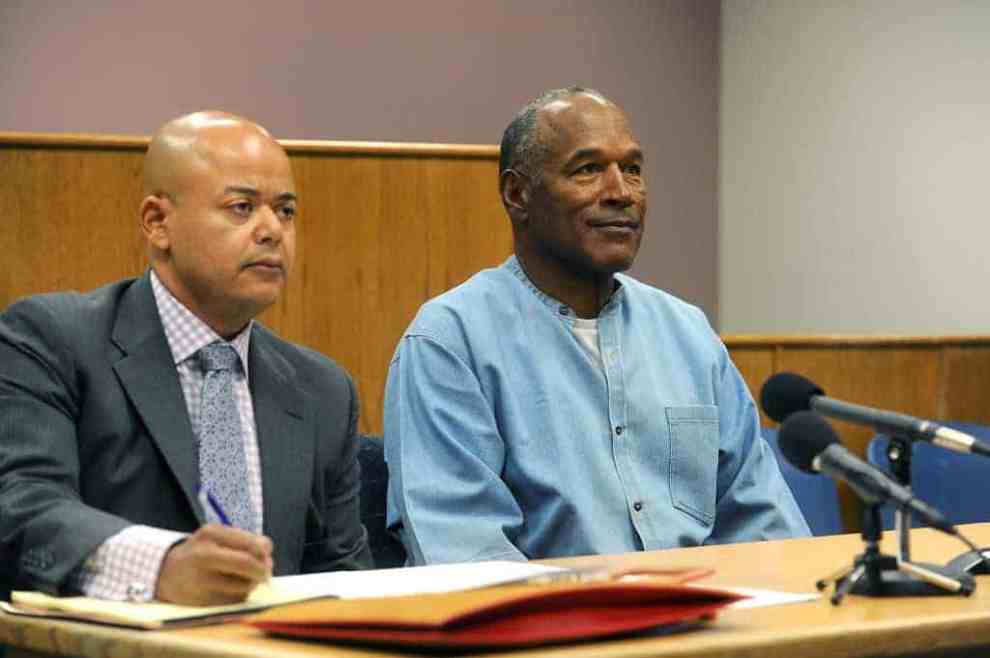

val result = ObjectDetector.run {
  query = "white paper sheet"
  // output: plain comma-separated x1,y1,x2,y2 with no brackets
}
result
270,560,567,599
723,586,820,609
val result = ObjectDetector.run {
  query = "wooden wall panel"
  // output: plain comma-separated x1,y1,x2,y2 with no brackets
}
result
270,152,509,434
5,134,990,534
1,134,508,436
0,144,146,302
775,346,939,532
938,346,990,423
727,346,776,426
726,337,990,532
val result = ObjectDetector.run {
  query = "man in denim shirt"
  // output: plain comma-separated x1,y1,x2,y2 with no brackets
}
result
385,87,809,565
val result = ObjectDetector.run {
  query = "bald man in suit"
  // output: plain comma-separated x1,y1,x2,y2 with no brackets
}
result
0,112,371,605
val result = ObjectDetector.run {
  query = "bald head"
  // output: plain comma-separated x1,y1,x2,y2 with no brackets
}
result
142,111,284,199
499,86,615,180
139,111,297,337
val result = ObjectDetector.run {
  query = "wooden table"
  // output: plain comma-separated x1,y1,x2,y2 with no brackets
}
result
4,524,990,658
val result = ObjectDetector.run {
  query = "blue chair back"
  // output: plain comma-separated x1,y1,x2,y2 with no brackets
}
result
357,435,407,568
867,422,990,529
762,427,844,535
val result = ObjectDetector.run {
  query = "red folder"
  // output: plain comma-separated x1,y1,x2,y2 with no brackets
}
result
246,569,744,649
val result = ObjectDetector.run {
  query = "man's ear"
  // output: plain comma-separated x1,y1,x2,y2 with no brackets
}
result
139,194,171,252
499,169,530,227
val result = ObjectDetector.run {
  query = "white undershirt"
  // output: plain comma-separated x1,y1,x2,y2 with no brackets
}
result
571,317,603,368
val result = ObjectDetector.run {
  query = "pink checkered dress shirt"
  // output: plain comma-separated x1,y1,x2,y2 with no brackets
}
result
69,271,264,601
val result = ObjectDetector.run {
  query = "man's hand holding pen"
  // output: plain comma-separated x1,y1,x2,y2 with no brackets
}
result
155,490,273,606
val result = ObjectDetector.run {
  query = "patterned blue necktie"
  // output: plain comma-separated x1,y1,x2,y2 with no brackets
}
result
198,342,255,531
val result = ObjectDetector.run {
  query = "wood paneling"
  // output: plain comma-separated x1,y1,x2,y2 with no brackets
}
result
938,345,990,423
277,153,509,433
0,133,508,436
726,336,990,532
0,144,146,301
5,133,990,534
724,345,776,426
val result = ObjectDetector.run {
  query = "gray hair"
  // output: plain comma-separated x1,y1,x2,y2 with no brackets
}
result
498,86,612,179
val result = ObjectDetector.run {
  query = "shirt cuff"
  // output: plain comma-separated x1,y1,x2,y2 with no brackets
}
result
69,525,187,602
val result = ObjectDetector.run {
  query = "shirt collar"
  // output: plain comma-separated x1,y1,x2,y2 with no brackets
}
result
150,270,252,375
503,254,626,319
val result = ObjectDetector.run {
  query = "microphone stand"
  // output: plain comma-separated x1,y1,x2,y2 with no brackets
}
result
885,435,914,564
885,434,990,575
816,504,974,605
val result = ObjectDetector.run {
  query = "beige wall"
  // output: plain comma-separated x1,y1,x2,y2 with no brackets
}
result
720,1,990,333
0,0,720,322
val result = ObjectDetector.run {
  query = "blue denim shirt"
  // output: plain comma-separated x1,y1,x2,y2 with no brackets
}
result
385,256,809,565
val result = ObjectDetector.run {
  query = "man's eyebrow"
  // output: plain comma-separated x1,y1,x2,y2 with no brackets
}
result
564,146,644,167
223,185,260,197
564,148,602,166
222,186,298,203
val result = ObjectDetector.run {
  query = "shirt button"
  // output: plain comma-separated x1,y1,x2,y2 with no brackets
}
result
615,426,623,436
558,305,569,315
633,501,643,512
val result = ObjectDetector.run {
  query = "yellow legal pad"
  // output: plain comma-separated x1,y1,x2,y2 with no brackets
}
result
0,580,294,629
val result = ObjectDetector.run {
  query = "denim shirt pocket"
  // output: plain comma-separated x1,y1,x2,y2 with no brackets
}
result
665,405,719,526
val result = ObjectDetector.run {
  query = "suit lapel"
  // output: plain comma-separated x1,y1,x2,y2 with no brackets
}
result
111,274,205,525
249,330,312,557
108,276,314,550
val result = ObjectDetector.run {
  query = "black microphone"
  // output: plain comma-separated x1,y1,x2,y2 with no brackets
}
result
778,411,957,535
761,372,990,457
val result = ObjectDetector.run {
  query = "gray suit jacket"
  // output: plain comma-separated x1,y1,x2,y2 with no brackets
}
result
0,274,371,597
